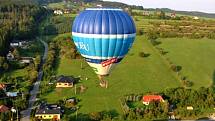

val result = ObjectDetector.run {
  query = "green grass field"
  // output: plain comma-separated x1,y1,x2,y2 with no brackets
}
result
5,69,26,77
41,35,181,115
158,38,215,88
48,2,65,9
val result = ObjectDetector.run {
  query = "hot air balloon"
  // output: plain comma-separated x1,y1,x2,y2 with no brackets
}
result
72,8,136,88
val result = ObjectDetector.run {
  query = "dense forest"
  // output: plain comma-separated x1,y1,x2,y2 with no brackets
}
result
0,0,47,56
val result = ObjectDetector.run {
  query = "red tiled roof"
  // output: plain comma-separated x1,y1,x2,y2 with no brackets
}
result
142,95,164,103
0,84,6,89
0,105,9,112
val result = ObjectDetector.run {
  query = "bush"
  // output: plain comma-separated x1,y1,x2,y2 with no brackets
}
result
182,80,193,87
150,39,161,46
89,112,102,121
139,52,150,58
137,29,144,35
170,64,182,72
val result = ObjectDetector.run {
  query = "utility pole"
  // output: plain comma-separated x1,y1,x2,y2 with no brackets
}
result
81,59,83,69
17,108,18,121
75,85,77,95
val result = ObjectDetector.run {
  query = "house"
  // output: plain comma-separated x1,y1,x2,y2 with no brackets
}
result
193,16,199,20
6,51,15,61
187,106,194,110
143,11,150,16
35,104,61,121
170,12,176,18
96,4,102,7
6,92,18,97
56,75,75,88
54,10,63,15
19,57,34,64
0,105,9,113
0,83,6,91
142,95,164,105
63,9,71,14
10,40,28,48
10,42,19,47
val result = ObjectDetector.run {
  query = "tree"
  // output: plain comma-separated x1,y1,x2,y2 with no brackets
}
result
30,70,38,81
13,49,20,59
34,55,41,70
137,29,144,35
146,28,158,41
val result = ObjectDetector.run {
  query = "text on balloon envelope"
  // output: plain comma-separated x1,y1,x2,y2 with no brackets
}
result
74,42,89,51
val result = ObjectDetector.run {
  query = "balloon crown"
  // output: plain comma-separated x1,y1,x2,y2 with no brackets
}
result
85,8,123,11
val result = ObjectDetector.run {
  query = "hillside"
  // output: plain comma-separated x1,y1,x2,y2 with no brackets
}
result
145,8,215,18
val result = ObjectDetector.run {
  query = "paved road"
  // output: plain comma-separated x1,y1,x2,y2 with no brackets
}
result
20,39,48,121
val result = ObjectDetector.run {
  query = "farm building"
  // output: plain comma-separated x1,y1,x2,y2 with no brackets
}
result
142,95,164,105
56,75,75,88
35,104,62,121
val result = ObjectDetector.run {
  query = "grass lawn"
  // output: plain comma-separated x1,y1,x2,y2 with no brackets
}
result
4,69,26,77
41,35,180,115
158,38,215,88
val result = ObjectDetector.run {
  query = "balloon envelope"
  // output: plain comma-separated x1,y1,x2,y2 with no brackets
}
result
72,8,136,75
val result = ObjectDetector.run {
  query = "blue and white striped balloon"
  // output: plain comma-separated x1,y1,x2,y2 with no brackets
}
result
72,8,136,76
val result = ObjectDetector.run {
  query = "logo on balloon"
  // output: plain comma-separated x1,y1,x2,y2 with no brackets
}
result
101,58,117,67
74,42,89,51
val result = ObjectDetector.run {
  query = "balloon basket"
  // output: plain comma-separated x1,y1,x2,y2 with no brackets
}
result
99,80,108,88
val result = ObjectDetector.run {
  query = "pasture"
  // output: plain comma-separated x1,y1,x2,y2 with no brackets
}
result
41,35,180,114
158,38,215,88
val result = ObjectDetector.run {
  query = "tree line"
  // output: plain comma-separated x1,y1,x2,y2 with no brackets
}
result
120,87,215,120
0,0,47,56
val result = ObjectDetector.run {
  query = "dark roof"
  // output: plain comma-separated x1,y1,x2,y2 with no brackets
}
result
36,108,61,115
36,104,61,115
57,75,75,83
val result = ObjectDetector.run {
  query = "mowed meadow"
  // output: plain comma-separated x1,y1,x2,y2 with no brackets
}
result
158,38,215,88
42,35,181,114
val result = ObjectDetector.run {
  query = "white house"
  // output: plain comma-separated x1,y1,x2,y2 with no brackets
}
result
54,10,63,15
193,16,199,20
6,51,15,61
96,4,102,7
10,40,28,48
6,92,18,97
186,106,194,110
19,57,34,64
